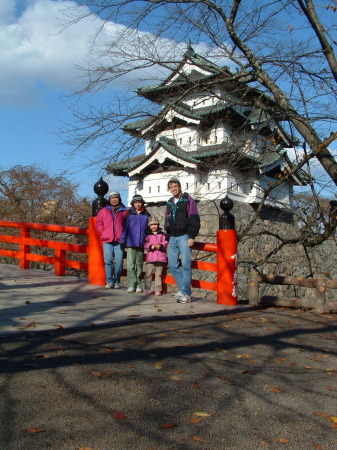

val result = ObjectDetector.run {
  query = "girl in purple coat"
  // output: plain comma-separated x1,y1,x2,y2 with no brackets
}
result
144,217,168,296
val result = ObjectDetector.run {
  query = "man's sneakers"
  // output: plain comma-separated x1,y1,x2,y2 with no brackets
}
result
105,282,121,289
172,291,191,303
177,294,191,304
136,287,143,293
127,287,135,293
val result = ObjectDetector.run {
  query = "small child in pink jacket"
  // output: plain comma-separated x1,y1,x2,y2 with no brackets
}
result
144,217,168,296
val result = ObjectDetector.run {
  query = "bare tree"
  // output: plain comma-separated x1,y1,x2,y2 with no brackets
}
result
62,0,337,281
64,0,337,180
0,165,91,271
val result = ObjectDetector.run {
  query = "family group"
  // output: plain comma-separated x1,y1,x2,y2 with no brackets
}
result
95,178,200,304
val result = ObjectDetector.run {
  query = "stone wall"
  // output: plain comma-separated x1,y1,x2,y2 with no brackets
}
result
146,199,337,302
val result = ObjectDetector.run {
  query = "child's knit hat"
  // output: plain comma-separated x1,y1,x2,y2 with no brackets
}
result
148,216,160,226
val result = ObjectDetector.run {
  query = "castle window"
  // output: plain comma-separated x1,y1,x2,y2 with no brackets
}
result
198,137,201,143
189,136,192,143
149,187,151,193
207,183,210,191
179,138,182,145
158,186,160,192
218,182,221,189
186,183,189,189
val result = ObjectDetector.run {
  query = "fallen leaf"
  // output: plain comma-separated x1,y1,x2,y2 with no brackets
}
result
160,423,177,429
314,411,330,418
91,372,102,377
26,427,45,433
153,362,164,370
266,386,284,393
100,347,124,353
189,417,202,424
313,445,323,450
78,447,97,450
193,412,211,417
192,436,205,442
259,441,272,447
276,438,289,444
22,321,39,329
217,375,235,385
329,416,337,423
112,411,126,420
172,376,182,381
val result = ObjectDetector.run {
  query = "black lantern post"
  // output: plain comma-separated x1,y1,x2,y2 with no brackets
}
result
92,177,109,217
219,195,235,230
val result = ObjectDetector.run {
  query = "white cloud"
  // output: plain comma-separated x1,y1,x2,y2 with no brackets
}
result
0,0,103,107
0,0,233,108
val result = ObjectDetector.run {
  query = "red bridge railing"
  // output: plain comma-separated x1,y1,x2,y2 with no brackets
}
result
0,217,237,305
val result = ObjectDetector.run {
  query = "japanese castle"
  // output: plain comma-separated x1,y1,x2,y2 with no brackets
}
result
107,45,304,206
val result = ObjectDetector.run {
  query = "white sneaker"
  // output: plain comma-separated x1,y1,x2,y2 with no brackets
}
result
127,287,135,293
136,287,143,293
114,283,121,289
105,282,114,289
177,295,191,304
171,291,182,298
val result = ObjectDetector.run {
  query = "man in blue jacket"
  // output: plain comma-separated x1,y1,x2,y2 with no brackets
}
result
165,177,200,303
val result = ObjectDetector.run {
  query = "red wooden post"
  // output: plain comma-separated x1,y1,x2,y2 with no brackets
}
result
19,226,30,269
216,196,238,306
55,249,66,276
88,216,106,285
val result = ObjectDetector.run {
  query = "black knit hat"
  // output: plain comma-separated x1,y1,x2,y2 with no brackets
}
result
131,194,145,205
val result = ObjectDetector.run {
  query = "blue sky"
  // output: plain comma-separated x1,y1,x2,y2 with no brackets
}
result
1,0,336,205
0,0,131,201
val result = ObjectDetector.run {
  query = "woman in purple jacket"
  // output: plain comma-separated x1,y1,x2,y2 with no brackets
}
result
120,194,150,293
144,217,168,296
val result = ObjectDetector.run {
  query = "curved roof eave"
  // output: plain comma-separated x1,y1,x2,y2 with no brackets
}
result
127,142,198,177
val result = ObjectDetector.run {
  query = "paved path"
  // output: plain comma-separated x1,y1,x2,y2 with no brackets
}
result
0,264,232,335
1,264,337,449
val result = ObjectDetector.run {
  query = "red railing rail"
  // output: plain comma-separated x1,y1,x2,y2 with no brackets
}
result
0,218,238,305
0,220,89,275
